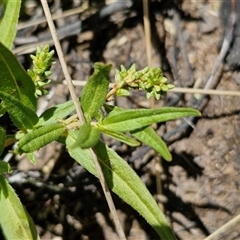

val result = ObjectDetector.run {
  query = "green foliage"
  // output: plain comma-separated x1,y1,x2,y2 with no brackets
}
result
0,175,38,240
0,126,5,155
131,126,172,161
0,5,201,238
0,91,38,130
15,123,65,154
0,161,11,174
102,106,199,132
77,123,100,148
97,124,140,147
81,62,111,121
37,100,76,126
109,64,174,100
27,45,55,97
0,42,37,111
66,138,176,239
0,0,21,49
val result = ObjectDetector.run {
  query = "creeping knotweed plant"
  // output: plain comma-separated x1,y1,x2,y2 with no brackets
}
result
0,2,199,238
27,45,55,96
0,40,200,240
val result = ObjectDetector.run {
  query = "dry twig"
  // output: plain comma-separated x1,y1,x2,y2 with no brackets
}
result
59,80,240,97
204,214,240,240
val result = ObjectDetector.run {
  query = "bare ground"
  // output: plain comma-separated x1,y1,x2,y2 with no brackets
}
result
2,1,240,239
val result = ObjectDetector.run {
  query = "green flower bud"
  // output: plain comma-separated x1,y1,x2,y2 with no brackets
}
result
139,66,149,75
146,91,155,99
127,64,136,73
27,45,55,97
160,77,168,84
161,85,169,92
154,85,161,92
167,84,175,90
155,92,161,100
113,64,174,100
44,71,52,77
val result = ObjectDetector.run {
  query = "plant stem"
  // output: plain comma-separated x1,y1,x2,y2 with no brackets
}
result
106,85,117,100
40,2,126,239
90,150,127,240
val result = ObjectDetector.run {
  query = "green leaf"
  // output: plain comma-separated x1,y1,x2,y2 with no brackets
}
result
0,1,21,49
77,123,100,149
104,103,122,115
65,130,96,173
0,102,6,117
15,123,65,154
104,104,172,160
97,124,140,147
0,42,37,111
0,127,5,156
0,175,38,240
66,134,176,239
102,107,200,132
0,91,38,130
37,100,76,127
81,63,111,120
131,126,172,161
0,161,12,174
94,142,176,239
26,153,37,164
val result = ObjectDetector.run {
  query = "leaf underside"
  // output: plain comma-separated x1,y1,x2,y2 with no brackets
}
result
16,123,65,154
102,107,200,132
0,175,38,240
66,131,176,240
37,100,76,127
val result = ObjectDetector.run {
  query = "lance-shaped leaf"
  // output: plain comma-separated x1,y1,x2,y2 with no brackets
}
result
65,133,176,240
0,1,21,49
37,100,76,127
15,123,65,154
104,105,172,160
131,126,171,161
97,124,140,147
104,104,122,115
104,104,172,161
0,175,38,240
0,127,5,156
0,91,38,130
26,153,37,165
0,42,37,111
0,102,6,117
94,141,176,239
77,123,100,149
102,107,200,132
65,130,96,173
0,161,11,174
81,63,111,121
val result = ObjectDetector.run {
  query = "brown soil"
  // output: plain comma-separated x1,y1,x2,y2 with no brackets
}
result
2,1,240,240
